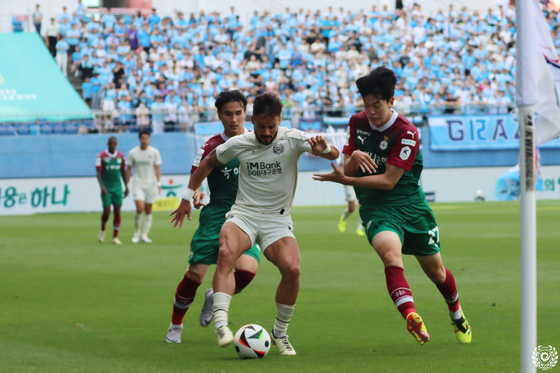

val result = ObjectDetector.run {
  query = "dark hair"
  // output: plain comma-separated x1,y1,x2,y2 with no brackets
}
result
108,136,117,142
355,66,397,102
214,90,247,112
139,129,151,138
253,92,283,118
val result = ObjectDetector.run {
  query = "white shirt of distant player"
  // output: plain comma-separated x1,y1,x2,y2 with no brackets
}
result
216,127,313,214
127,145,162,189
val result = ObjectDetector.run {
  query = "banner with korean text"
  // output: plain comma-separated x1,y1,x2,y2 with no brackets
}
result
428,115,560,151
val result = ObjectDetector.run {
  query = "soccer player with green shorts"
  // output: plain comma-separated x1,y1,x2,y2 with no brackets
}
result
313,66,472,345
165,90,261,344
96,136,129,244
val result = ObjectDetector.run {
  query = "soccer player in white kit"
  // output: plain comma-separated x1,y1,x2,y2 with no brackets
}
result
170,93,339,355
126,130,162,243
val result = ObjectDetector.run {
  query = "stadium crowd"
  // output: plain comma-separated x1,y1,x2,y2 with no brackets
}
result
41,2,560,130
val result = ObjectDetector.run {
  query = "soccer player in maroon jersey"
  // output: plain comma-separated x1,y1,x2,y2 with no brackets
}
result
95,136,129,244
314,66,472,344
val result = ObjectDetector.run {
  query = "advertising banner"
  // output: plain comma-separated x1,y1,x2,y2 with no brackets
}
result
428,115,560,150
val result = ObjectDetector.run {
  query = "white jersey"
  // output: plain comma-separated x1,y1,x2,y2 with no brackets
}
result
127,145,162,189
216,127,313,214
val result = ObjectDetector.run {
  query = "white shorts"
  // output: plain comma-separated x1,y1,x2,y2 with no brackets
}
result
344,185,357,202
225,207,295,251
133,186,157,204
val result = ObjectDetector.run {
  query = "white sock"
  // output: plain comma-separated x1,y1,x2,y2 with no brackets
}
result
450,306,462,321
341,208,352,221
134,212,142,234
142,214,153,236
213,292,232,329
273,303,295,338
357,215,363,230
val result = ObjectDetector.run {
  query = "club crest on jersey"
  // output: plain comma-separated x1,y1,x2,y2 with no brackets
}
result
400,146,411,160
379,136,389,150
273,144,284,155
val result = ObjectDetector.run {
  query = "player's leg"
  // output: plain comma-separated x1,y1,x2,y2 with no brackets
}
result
338,186,356,232
99,205,111,243
212,222,253,347
371,230,429,344
110,189,123,244
356,213,365,236
200,247,259,327
263,237,300,355
166,263,210,343
140,187,156,242
132,187,145,243
416,253,472,343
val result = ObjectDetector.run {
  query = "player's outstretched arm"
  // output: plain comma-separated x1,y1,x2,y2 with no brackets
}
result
307,135,339,160
343,151,377,176
313,163,404,191
169,149,222,228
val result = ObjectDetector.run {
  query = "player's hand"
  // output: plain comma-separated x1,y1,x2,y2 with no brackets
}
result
169,198,192,228
307,135,329,153
313,162,351,185
124,187,129,198
157,185,162,194
350,150,377,174
101,186,108,196
193,190,207,209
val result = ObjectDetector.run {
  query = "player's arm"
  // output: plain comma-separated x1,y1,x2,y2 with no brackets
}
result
313,162,404,190
121,167,129,197
343,151,377,176
307,135,339,160
155,164,162,193
169,149,223,227
96,167,107,196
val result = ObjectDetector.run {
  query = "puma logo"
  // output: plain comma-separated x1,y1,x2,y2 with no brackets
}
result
407,131,416,139
357,135,366,144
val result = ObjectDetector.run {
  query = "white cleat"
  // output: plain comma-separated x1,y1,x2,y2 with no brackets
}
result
140,234,152,243
216,325,234,347
271,331,297,355
199,289,214,327
132,233,140,243
166,323,183,343
98,229,105,243
112,237,122,245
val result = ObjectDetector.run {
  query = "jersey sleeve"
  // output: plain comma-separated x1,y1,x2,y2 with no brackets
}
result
118,151,126,170
95,154,102,169
154,149,162,165
293,129,313,154
190,142,212,173
216,136,243,164
387,127,420,171
126,151,134,167
342,115,357,156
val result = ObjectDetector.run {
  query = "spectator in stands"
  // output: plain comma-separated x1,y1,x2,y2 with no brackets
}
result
56,35,69,76
91,72,102,109
32,4,43,34
45,18,59,57
82,76,92,107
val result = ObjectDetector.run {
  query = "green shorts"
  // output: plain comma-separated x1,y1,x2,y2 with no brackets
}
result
359,200,440,257
101,188,123,208
189,221,261,265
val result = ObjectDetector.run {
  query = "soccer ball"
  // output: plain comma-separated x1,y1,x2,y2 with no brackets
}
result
234,324,271,359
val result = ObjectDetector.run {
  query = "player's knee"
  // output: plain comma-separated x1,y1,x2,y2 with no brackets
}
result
281,263,300,283
217,244,237,265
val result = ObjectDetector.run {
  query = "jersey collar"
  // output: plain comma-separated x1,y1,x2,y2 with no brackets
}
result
221,127,249,141
368,110,398,132
105,149,118,158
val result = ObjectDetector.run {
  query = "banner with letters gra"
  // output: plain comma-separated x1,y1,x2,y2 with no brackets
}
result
428,115,560,151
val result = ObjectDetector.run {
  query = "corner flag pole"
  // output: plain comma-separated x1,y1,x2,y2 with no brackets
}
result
518,105,537,373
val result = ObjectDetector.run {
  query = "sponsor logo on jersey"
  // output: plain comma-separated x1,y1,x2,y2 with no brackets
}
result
273,144,284,155
246,161,282,176
401,139,416,146
357,135,366,144
379,135,389,150
372,154,388,166
192,148,204,167
221,166,239,179
400,146,411,160
407,130,416,139
356,129,370,136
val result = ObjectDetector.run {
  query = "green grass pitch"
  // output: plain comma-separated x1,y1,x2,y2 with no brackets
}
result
1,201,559,373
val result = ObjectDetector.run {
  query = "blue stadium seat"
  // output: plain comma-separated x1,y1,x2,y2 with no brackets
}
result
83,119,94,128
4,125,17,136
40,124,52,134
64,123,77,134
12,18,23,32
53,125,65,135
173,123,181,132
17,125,30,135
28,124,38,135
0,125,6,136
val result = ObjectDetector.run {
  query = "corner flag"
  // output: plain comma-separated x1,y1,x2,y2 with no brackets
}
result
516,0,560,145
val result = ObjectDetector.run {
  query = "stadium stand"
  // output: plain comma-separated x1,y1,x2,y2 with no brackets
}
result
3,3,560,134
